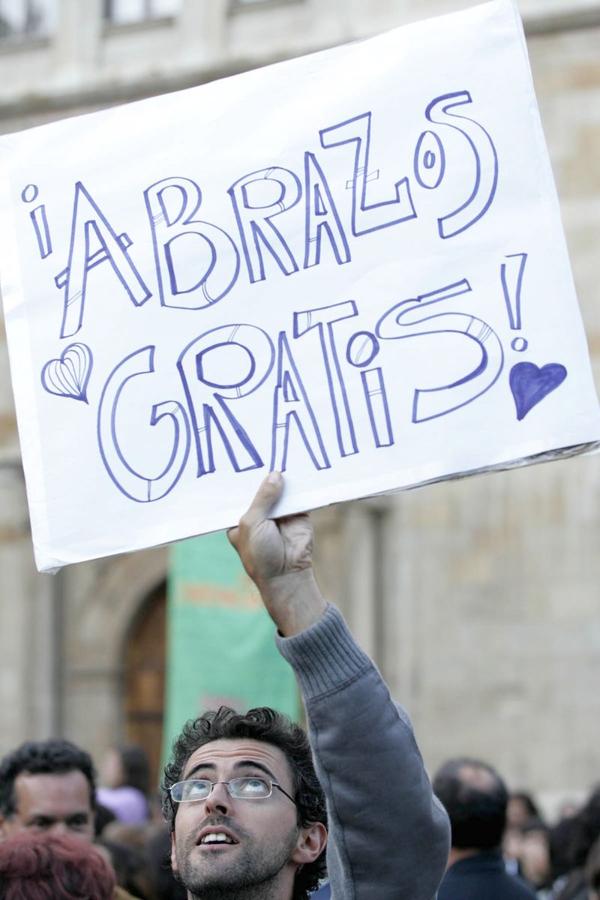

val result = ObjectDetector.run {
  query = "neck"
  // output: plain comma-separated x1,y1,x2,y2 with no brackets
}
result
447,847,484,869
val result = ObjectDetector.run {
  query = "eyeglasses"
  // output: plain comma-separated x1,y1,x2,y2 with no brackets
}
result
169,776,296,806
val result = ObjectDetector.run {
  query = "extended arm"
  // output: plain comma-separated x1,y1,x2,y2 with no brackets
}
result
229,473,450,900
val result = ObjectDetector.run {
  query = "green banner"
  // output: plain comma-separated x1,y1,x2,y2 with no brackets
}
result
163,531,300,763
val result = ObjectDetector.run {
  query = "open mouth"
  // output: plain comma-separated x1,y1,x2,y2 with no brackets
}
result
198,831,239,847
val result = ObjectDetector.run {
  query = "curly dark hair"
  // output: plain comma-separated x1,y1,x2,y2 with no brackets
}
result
162,706,327,899
0,739,96,818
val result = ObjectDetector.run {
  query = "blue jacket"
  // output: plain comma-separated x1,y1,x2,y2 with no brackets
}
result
438,851,537,900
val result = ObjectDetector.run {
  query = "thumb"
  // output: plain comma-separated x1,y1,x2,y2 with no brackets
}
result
240,472,284,528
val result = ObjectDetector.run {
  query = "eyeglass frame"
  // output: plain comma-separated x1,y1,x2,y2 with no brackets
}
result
168,776,297,806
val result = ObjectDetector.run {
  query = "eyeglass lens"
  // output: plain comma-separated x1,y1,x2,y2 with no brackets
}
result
172,776,273,802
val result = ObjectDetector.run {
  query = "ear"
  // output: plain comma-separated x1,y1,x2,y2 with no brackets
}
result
291,821,328,866
170,829,179,876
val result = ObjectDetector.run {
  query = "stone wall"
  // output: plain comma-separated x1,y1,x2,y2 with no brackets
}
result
0,1,598,812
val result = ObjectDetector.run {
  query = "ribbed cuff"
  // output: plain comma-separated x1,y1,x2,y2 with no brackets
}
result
275,603,372,701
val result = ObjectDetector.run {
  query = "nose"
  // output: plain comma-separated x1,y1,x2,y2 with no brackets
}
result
204,781,231,815
47,822,69,837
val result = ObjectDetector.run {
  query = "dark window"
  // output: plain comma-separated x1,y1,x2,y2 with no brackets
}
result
231,0,301,8
104,0,181,25
0,0,55,41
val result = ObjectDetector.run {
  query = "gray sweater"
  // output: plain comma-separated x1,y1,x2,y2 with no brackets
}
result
277,603,450,900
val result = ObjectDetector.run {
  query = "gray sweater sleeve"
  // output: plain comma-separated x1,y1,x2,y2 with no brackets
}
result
276,603,450,900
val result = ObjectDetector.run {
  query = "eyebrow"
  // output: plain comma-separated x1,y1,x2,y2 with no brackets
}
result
184,759,279,782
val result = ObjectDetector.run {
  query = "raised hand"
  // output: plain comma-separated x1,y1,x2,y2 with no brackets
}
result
227,472,327,636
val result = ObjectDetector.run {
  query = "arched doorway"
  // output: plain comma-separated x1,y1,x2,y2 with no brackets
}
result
123,581,167,789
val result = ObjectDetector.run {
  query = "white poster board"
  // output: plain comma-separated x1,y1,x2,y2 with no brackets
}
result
1,0,599,572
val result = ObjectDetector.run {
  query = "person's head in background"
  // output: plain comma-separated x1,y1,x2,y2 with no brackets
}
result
433,757,508,858
514,819,551,889
503,790,550,888
101,745,150,795
0,830,115,899
507,791,542,830
563,787,600,874
0,739,95,841
97,744,151,826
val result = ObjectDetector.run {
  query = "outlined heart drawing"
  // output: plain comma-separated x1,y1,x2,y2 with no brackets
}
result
41,343,93,403
509,361,567,421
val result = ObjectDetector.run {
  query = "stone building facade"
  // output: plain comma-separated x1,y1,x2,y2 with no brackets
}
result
0,0,599,812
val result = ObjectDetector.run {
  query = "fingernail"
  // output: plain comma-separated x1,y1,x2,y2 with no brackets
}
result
267,471,282,484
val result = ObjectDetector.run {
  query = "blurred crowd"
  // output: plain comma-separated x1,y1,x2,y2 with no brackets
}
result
88,749,600,900
503,785,600,900
0,741,186,900
1,736,599,899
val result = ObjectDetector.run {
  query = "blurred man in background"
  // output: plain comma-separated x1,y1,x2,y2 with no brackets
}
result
0,738,95,841
433,757,536,900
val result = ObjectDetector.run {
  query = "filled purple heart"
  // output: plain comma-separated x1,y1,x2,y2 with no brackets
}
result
509,361,567,421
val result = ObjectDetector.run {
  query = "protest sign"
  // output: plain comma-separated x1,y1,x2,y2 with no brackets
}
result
1,0,599,572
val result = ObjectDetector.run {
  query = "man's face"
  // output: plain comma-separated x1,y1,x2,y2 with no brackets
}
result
0,770,94,841
171,738,312,899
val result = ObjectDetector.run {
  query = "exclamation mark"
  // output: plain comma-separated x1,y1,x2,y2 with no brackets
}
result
501,252,528,352
21,183,53,259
